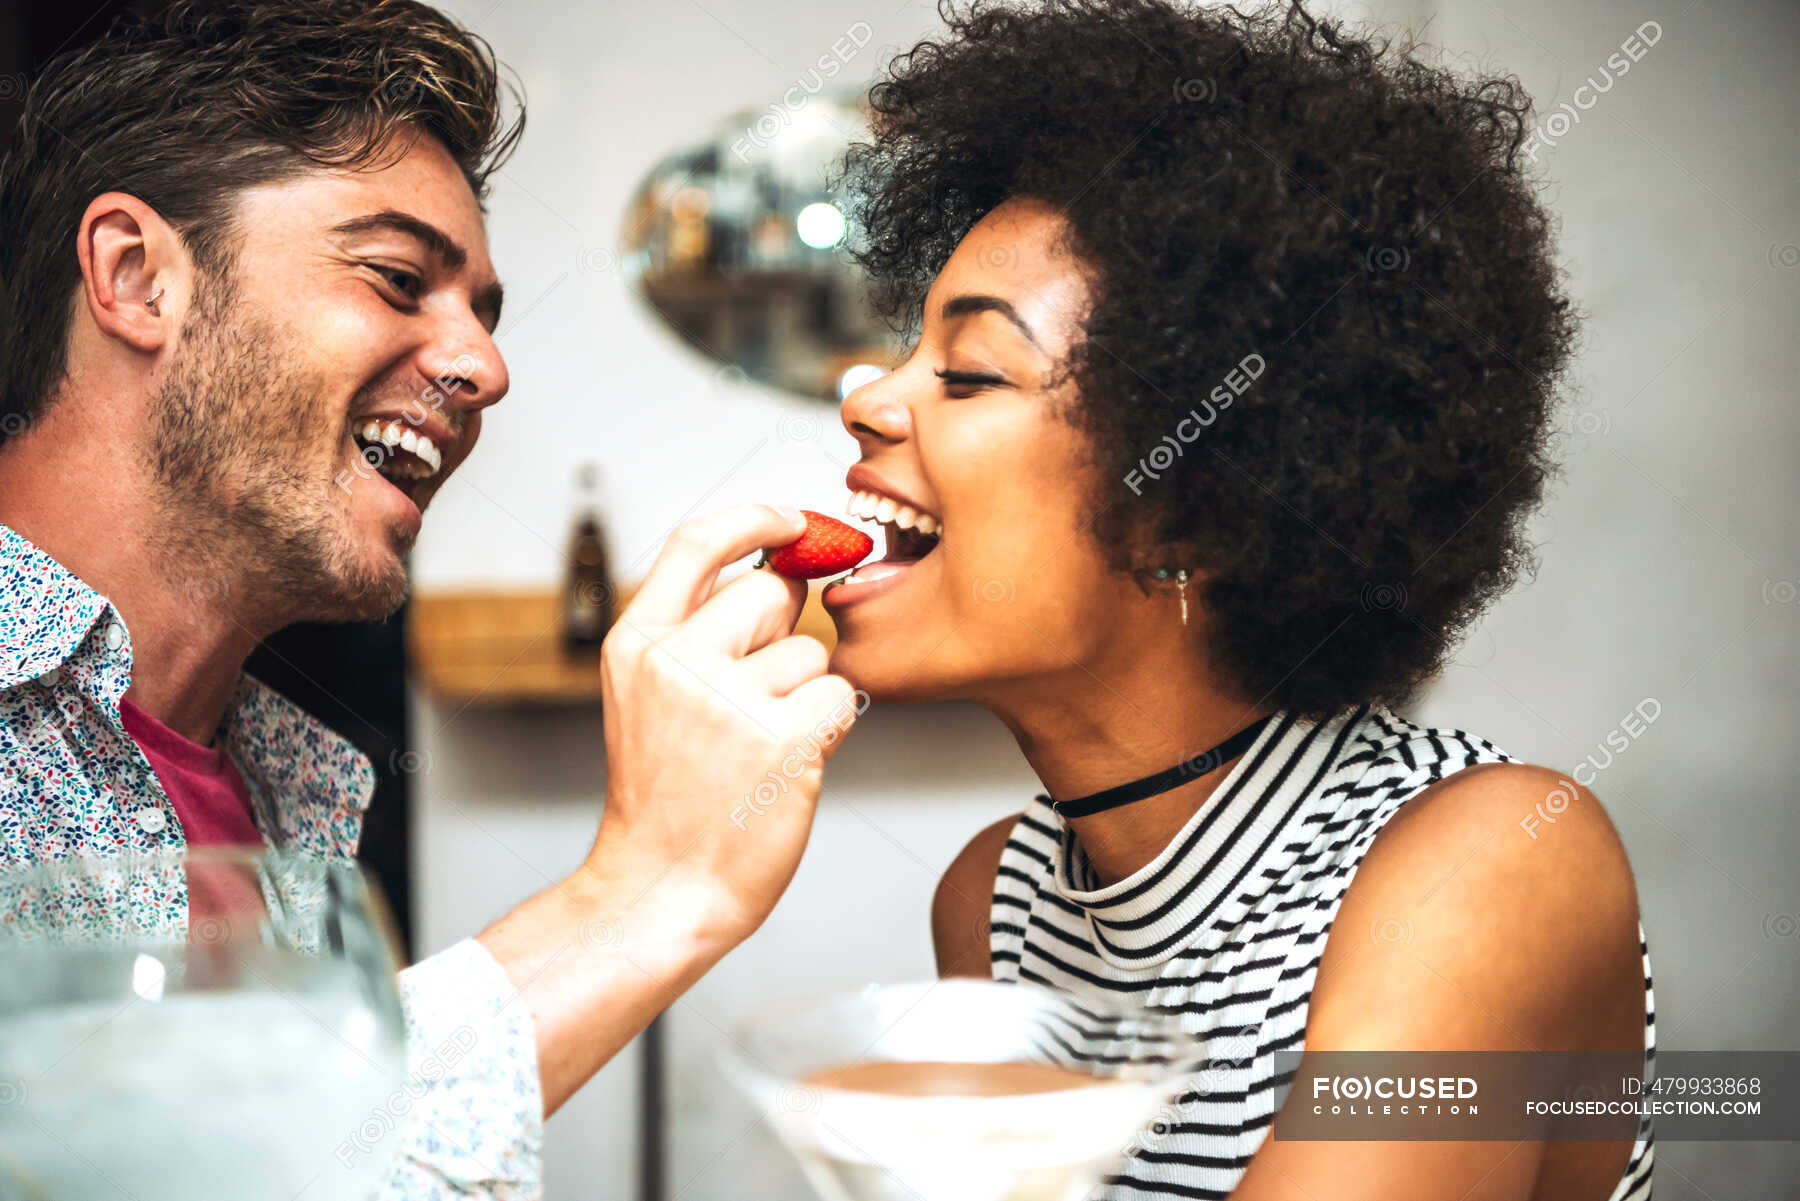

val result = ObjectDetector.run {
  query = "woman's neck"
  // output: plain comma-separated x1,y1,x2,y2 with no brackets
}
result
986,655,1273,889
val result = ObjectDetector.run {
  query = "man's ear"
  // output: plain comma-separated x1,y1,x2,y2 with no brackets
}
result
75,192,189,353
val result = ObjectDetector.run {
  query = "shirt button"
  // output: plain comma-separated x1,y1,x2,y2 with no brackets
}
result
106,622,126,652
135,807,168,835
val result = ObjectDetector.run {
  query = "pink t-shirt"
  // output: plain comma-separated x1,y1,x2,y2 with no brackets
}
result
120,698,263,846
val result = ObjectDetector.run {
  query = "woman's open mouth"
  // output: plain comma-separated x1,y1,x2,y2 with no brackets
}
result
822,487,943,609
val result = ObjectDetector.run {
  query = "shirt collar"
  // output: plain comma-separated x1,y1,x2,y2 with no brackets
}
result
0,520,375,843
221,673,377,847
0,521,112,690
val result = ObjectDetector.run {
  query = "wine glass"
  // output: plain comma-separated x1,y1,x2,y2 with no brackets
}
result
0,848,408,1201
720,978,1207,1201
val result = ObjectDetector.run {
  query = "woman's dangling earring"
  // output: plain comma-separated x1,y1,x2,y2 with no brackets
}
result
1152,566,1191,626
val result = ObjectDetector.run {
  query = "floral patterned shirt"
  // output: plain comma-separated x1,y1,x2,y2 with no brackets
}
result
0,521,542,1198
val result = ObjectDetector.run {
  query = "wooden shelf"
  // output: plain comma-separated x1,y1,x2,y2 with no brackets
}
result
407,586,838,708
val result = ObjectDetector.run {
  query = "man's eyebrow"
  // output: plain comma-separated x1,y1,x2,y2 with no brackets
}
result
334,209,505,330
941,294,1041,349
331,210,467,273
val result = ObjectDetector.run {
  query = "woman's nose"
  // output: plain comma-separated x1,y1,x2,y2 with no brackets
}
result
840,371,911,445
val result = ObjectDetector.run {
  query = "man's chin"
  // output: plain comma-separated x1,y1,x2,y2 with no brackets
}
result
317,564,410,623
296,529,413,623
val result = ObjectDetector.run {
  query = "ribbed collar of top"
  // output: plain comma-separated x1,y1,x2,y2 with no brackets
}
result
1049,705,1372,970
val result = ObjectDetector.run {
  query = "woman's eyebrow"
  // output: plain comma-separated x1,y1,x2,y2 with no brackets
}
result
940,293,1041,349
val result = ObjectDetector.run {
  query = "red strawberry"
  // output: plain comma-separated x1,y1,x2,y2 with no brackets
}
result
761,511,873,579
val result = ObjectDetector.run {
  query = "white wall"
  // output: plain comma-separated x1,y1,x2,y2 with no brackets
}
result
1410,0,1800,1191
410,0,1799,1196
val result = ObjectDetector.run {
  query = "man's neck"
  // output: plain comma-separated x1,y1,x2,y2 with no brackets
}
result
0,415,269,745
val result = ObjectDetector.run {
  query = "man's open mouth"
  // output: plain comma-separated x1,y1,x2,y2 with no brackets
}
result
353,418,444,492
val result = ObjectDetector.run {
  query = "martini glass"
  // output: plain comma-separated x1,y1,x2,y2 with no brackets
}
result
720,978,1205,1201
0,848,407,1201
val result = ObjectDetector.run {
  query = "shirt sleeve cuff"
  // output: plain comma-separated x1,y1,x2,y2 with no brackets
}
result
384,937,544,1199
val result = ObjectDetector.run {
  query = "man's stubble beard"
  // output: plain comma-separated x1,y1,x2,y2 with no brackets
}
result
146,270,411,627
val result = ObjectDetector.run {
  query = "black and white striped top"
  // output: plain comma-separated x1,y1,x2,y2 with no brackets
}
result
989,704,1655,1200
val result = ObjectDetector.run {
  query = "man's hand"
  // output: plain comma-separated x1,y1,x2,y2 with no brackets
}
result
477,504,861,1115
593,503,862,941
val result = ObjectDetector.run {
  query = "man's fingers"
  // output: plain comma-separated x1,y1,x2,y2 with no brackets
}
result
740,635,830,696
782,674,864,762
676,567,805,659
625,505,805,627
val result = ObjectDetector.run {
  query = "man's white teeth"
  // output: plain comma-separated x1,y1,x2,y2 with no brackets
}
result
357,418,443,478
845,488,942,538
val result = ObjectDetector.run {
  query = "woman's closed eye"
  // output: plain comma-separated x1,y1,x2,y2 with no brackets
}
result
935,368,1009,396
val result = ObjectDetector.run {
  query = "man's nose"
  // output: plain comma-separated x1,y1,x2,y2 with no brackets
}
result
421,320,509,413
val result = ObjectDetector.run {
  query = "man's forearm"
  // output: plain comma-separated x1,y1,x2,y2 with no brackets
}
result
476,845,741,1117
474,504,852,1119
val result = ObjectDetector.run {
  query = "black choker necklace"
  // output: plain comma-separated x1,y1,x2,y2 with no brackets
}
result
1051,714,1275,819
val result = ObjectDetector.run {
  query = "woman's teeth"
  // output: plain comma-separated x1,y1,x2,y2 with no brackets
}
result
837,561,909,587
845,489,941,537
355,418,443,481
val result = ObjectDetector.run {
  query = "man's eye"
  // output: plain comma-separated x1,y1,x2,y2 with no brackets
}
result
374,266,423,301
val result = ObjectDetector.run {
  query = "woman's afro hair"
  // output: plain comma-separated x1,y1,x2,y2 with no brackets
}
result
845,0,1576,718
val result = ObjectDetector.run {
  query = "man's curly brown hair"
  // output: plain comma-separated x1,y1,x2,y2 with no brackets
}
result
0,0,523,449
845,0,1575,718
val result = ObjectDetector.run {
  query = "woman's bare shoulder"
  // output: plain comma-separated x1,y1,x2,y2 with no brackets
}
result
932,813,1023,978
1310,761,1643,1050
